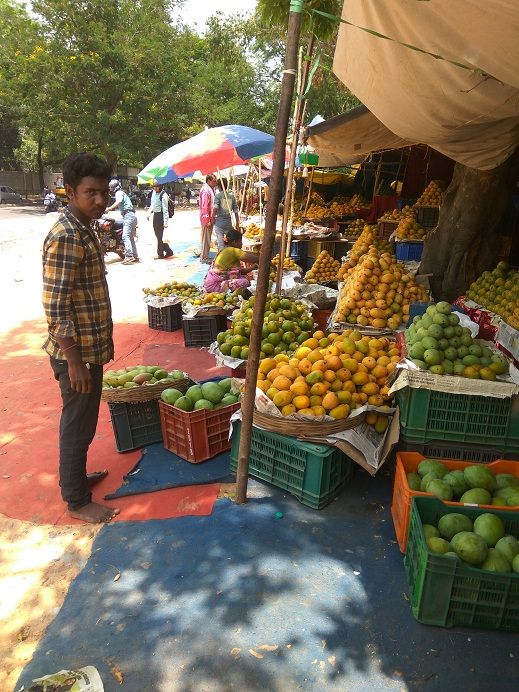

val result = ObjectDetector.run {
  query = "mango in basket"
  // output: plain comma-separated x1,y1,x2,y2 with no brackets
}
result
102,365,182,389
256,329,397,423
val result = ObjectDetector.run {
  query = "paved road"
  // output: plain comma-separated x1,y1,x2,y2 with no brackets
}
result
0,204,205,333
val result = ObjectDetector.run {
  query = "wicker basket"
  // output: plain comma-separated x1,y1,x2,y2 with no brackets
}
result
101,377,189,404
253,409,365,437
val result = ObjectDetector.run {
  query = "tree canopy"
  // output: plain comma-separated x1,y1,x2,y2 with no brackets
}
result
0,0,358,173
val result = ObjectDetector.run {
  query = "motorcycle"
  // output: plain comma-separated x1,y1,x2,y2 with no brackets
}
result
92,216,126,260
43,194,59,213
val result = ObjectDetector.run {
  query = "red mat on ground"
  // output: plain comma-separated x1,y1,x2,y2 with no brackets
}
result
0,318,228,525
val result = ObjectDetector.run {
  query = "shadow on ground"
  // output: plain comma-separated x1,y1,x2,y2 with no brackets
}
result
15,472,518,692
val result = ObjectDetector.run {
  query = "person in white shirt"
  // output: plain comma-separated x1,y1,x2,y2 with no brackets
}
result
147,183,173,259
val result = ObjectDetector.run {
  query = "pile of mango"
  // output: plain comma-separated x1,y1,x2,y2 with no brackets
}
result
256,329,395,431
271,253,300,271
334,248,429,329
415,180,443,206
103,365,186,389
379,206,415,222
244,222,262,241
305,204,330,221
329,200,353,217
305,251,341,283
396,218,428,240
343,219,366,239
466,261,519,330
338,226,392,276
216,294,316,361
143,281,200,299
191,289,242,308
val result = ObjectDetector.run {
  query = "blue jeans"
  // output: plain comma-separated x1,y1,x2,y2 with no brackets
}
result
122,211,138,259
214,225,227,251
50,357,104,510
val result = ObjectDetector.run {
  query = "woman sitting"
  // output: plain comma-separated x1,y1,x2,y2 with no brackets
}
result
204,229,259,293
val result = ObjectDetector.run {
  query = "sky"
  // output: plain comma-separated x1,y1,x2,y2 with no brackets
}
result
179,0,258,31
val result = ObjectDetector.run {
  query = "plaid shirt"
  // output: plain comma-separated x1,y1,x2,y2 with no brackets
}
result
42,209,114,365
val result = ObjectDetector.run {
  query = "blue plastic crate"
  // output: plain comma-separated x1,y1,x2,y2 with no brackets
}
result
396,241,424,262
289,240,308,264
406,301,466,326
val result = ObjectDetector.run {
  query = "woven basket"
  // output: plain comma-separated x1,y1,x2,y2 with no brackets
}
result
252,409,365,437
101,378,189,404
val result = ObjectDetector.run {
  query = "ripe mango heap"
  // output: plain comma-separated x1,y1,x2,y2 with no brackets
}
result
304,203,330,221
305,251,341,283
404,301,509,379
335,248,429,329
271,253,299,271
408,458,519,508
467,261,519,330
379,206,415,222
395,217,427,240
161,378,239,412
244,222,262,240
103,365,186,389
216,294,316,360
256,329,397,429
415,180,443,206
338,225,392,275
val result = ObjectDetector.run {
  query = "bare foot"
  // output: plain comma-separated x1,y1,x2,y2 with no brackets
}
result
87,470,108,487
68,501,120,524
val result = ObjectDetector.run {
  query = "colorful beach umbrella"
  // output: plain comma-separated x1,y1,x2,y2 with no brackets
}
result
137,125,275,184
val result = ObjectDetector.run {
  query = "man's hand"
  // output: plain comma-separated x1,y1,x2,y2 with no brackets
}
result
68,361,92,393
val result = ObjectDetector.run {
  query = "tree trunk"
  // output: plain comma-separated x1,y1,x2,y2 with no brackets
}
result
420,148,519,301
37,136,44,190
105,151,118,173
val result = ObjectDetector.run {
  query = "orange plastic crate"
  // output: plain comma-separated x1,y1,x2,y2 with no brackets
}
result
391,452,519,553
159,400,240,463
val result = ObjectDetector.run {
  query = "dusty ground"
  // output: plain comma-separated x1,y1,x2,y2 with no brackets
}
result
0,202,207,690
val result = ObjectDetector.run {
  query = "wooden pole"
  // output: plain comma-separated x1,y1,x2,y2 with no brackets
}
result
239,162,253,217
303,166,315,215
275,34,316,294
258,160,263,220
235,1,304,505
373,155,383,198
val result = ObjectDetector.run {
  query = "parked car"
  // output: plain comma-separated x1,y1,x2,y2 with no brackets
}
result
0,186,22,204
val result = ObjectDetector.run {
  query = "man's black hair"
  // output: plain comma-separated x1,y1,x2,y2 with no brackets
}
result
62,152,112,189
206,174,216,183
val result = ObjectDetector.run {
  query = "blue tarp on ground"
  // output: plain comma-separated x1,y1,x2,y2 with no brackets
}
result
16,473,518,692
104,445,234,499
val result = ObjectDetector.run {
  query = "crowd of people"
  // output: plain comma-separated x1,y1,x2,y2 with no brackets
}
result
41,152,259,523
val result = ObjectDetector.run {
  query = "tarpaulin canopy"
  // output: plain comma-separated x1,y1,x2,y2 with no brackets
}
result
332,0,519,171
306,106,412,166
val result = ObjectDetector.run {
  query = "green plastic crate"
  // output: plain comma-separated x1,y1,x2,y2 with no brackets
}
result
397,387,519,454
404,496,519,631
230,422,355,509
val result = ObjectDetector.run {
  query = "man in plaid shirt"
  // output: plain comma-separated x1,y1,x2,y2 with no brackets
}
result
42,152,119,523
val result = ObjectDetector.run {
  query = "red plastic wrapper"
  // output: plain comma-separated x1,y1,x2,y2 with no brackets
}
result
453,296,498,341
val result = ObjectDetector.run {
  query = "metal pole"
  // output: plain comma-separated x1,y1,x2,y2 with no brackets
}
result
235,1,304,504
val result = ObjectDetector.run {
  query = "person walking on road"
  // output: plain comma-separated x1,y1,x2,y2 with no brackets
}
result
105,179,139,264
147,182,173,259
212,177,240,252
42,152,119,524
199,174,217,263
